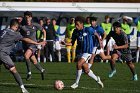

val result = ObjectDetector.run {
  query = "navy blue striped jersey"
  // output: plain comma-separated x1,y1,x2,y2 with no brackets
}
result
89,25,104,47
71,27,95,54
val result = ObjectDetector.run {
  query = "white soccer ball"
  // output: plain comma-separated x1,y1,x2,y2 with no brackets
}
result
54,80,64,90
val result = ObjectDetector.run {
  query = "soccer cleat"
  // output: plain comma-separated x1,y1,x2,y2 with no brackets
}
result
26,74,31,81
21,88,29,93
97,76,104,88
109,70,116,78
71,83,78,89
41,69,45,80
133,74,138,81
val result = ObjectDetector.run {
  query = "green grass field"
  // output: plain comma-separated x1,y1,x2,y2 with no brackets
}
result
0,62,140,93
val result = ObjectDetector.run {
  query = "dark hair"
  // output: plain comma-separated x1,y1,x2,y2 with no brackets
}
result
113,21,121,28
105,15,110,19
24,11,32,17
10,19,19,27
90,17,97,22
52,18,57,21
75,16,85,24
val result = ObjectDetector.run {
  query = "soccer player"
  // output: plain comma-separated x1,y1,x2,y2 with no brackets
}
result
67,16,104,89
65,17,77,63
36,19,45,63
88,17,111,69
0,19,44,93
52,18,61,62
134,16,140,63
20,11,46,80
106,21,138,81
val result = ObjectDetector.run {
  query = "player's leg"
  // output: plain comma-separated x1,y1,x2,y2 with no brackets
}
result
71,53,89,89
31,55,45,80
0,52,29,93
99,49,111,61
109,51,119,78
24,49,32,80
88,47,98,69
83,63,104,88
123,54,138,81
88,54,96,69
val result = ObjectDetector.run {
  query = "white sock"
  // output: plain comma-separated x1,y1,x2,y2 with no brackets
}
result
136,50,139,63
44,57,46,63
38,57,40,63
58,51,61,62
20,85,25,89
88,63,92,69
28,72,31,75
88,70,98,81
75,70,82,84
50,55,52,62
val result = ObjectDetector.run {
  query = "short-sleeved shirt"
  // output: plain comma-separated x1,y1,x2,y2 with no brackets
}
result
0,28,23,55
20,22,42,46
89,25,104,47
107,30,130,53
71,27,95,54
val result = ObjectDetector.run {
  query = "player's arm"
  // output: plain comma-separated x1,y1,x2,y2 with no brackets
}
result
104,31,112,49
21,38,46,46
94,32,103,48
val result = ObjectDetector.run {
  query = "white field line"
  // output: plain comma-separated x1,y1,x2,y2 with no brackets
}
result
0,82,140,92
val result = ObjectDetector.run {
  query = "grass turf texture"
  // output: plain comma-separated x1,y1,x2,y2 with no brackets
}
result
0,62,140,93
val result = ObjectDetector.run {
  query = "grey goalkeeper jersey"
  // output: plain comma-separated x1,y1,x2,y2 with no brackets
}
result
0,28,23,54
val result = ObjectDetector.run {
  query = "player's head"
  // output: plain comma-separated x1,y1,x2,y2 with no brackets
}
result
75,16,85,30
86,17,90,24
105,15,110,23
90,17,97,27
113,21,121,34
52,18,57,26
10,19,20,31
24,11,32,25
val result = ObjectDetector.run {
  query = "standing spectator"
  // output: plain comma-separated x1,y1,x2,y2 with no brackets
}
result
134,16,140,63
36,19,45,63
84,17,91,27
52,18,61,62
44,18,56,62
65,17,77,63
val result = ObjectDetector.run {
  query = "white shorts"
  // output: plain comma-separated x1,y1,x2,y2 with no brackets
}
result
138,37,140,47
81,53,92,63
55,41,61,50
103,37,116,51
37,45,42,50
92,47,104,55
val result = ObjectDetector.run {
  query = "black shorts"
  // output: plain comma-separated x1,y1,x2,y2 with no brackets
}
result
0,51,15,68
112,49,132,62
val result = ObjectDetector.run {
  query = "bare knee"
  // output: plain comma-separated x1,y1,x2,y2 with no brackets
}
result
10,66,17,73
83,63,89,74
